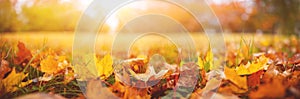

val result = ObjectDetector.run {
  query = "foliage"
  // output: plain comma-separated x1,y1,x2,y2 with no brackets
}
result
1,34,300,99
0,0,19,32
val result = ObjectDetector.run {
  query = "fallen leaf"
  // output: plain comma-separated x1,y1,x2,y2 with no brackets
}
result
247,70,264,87
218,81,248,94
95,54,113,80
198,45,214,72
128,65,168,82
109,81,125,97
236,55,269,75
0,68,32,93
14,41,32,66
0,59,11,79
224,66,248,90
40,55,59,74
40,55,67,74
288,53,300,64
249,78,285,98
124,86,150,99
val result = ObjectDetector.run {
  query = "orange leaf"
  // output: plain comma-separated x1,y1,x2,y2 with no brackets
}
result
224,66,248,90
249,78,285,98
247,70,264,87
40,55,58,74
14,41,32,66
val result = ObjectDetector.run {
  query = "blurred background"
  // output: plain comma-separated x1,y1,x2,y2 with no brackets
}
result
0,0,299,35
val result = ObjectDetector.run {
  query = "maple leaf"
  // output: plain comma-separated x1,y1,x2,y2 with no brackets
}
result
40,55,67,74
198,45,214,72
0,68,32,93
236,55,269,75
40,55,59,74
14,41,32,66
95,54,113,80
247,70,264,87
224,66,248,90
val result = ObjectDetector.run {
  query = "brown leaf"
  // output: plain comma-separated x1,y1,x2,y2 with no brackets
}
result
0,59,11,79
247,70,264,88
288,53,300,65
14,41,32,66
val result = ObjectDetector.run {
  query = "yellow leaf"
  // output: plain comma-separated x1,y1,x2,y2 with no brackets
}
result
197,45,214,72
225,66,248,90
96,54,113,80
40,55,68,74
198,56,204,69
236,55,269,75
1,68,32,93
206,45,213,62
40,55,58,74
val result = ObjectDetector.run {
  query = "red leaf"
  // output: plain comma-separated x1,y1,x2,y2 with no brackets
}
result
14,41,32,66
247,70,264,87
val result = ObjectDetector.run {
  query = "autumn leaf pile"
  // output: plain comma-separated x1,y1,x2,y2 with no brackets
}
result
1,35,300,99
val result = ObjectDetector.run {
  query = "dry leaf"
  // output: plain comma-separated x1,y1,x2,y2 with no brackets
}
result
40,55,67,74
96,54,113,80
40,55,59,74
14,41,32,66
224,66,248,90
247,70,264,87
109,81,125,97
288,53,300,64
249,78,285,98
0,59,11,79
218,81,248,94
0,68,32,93
198,45,214,72
236,55,269,75
124,87,150,99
